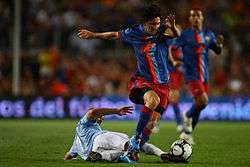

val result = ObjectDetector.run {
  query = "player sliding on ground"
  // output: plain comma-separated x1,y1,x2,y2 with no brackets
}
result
64,106,178,163
77,4,180,160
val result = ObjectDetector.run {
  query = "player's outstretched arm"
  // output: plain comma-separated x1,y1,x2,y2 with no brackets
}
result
86,106,133,120
78,29,119,40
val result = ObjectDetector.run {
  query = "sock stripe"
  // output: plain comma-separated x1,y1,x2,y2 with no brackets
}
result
143,127,152,136
141,106,153,115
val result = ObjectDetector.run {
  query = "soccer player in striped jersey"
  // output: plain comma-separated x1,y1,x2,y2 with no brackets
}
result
170,8,224,144
77,4,180,158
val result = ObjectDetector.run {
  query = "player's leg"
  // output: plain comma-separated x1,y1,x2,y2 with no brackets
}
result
140,85,169,146
141,142,186,163
169,89,182,131
92,132,129,152
91,132,136,162
151,111,161,134
168,71,184,132
141,142,165,156
97,149,124,162
128,87,160,150
140,110,161,145
191,83,208,130
181,81,208,144
184,81,208,132
138,90,162,145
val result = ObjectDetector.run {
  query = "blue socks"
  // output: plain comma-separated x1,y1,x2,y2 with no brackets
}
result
173,103,182,125
192,111,201,130
186,104,203,130
135,106,152,138
186,104,197,117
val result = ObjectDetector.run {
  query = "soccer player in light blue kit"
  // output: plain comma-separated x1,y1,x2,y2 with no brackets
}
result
64,106,172,163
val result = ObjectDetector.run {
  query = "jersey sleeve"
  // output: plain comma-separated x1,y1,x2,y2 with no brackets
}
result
119,27,135,44
208,31,217,46
82,114,89,123
69,135,79,158
79,113,96,125
172,32,186,47
208,31,222,54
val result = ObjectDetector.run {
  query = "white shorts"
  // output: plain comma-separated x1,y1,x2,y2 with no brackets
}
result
92,131,129,152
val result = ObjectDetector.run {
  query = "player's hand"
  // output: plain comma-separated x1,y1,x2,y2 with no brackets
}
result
216,35,224,46
117,106,133,116
164,28,174,37
165,14,180,37
165,14,176,29
77,29,94,39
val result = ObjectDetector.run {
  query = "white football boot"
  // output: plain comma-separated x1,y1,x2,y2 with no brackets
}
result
180,112,194,144
182,112,193,133
180,132,195,145
176,125,183,133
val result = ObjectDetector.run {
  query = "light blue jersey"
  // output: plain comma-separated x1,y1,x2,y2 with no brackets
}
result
69,114,104,160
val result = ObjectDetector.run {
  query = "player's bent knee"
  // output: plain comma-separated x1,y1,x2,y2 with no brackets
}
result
144,90,160,110
194,94,208,109
145,99,160,110
201,94,209,108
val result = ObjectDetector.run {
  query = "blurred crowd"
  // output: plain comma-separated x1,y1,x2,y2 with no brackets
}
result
0,0,250,97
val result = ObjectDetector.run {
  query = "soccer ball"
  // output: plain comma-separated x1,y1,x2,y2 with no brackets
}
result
170,139,192,161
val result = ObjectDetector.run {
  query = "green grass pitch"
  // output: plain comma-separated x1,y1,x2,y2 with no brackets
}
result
0,120,250,167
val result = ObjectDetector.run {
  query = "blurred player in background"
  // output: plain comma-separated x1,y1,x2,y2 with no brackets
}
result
170,8,224,144
64,106,177,163
77,4,180,158
152,25,184,134
167,37,184,132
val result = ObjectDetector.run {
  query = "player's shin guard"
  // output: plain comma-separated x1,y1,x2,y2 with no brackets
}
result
126,106,153,154
140,112,159,146
135,106,153,138
140,127,152,147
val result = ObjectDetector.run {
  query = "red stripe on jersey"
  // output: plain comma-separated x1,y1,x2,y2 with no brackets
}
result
141,41,158,84
194,32,204,82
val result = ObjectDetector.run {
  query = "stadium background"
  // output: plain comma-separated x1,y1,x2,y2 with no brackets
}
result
0,0,249,120
1,1,250,167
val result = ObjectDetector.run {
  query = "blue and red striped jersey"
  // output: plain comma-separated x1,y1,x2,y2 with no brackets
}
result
172,28,217,83
119,24,170,84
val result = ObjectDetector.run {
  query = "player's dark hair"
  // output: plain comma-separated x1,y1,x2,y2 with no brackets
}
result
143,4,161,22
